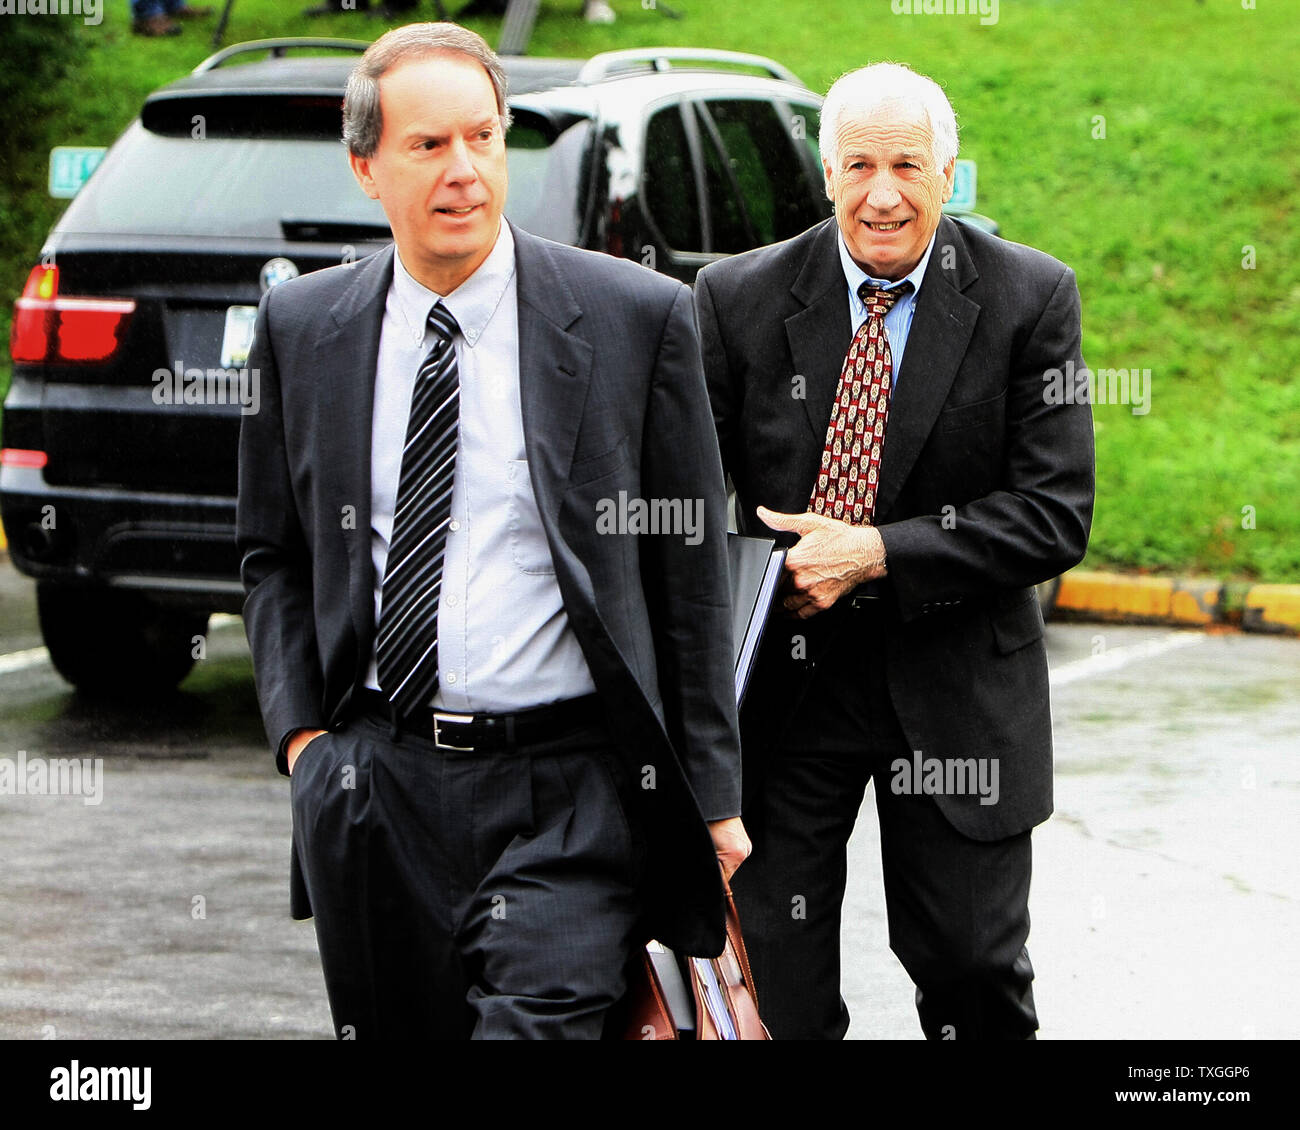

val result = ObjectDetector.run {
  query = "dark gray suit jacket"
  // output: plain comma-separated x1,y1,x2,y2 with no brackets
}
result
237,222,741,954
695,216,1095,841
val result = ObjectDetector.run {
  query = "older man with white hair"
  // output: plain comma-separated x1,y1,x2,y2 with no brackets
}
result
695,62,1094,1039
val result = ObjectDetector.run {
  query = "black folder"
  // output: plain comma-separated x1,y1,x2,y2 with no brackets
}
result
726,533,786,707
626,535,785,1022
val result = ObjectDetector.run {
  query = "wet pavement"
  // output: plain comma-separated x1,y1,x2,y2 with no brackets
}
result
844,622,1300,1040
0,559,1295,1039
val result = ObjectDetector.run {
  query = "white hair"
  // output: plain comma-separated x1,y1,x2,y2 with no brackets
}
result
818,62,959,173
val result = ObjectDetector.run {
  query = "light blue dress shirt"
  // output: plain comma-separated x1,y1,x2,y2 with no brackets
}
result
365,223,595,712
836,231,937,384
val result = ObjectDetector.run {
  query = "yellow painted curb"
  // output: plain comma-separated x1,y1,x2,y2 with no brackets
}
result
1242,585,1300,634
1056,571,1217,626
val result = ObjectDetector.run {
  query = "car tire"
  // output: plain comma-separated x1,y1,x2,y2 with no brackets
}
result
1035,575,1062,620
37,584,208,697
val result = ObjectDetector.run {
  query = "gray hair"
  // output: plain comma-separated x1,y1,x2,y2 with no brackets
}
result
343,22,512,158
818,63,958,174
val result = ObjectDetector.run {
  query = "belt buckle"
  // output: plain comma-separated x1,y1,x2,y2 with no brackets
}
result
432,711,476,751
849,592,880,609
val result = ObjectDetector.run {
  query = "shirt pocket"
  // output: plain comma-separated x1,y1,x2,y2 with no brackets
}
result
507,458,557,576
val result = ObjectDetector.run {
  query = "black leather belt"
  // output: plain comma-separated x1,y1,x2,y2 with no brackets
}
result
355,688,604,752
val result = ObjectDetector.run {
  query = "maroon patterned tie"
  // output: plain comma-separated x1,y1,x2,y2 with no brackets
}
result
807,281,912,525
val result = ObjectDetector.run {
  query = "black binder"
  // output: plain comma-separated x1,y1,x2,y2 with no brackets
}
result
726,533,786,707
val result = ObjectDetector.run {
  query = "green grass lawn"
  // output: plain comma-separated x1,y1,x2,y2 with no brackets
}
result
0,0,1296,578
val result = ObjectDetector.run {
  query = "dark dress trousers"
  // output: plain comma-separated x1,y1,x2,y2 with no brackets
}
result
237,223,742,1037
695,215,1095,1039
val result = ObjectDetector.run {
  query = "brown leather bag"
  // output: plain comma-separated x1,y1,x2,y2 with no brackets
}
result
622,876,770,1040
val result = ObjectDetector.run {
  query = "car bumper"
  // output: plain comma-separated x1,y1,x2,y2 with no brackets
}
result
0,464,243,613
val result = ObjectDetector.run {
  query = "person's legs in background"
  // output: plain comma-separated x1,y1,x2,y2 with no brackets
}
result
164,1,214,17
131,0,211,35
131,0,179,36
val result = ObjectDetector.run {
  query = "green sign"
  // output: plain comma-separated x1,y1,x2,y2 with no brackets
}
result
49,147,106,199
944,159,978,213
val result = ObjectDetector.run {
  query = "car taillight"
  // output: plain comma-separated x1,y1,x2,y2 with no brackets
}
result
10,264,135,364
0,449,49,469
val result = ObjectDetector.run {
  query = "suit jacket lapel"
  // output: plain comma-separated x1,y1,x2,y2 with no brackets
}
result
318,244,393,663
788,219,854,443
874,217,981,522
510,223,594,533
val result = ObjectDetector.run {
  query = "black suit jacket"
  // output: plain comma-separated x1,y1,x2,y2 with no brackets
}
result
237,222,742,955
695,216,1094,840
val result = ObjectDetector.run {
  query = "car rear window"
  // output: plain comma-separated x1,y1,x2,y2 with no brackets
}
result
58,104,590,245
58,123,384,239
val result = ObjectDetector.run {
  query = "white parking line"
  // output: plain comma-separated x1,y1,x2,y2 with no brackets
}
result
0,622,1209,684
1049,630,1206,688
0,647,52,676
0,614,244,676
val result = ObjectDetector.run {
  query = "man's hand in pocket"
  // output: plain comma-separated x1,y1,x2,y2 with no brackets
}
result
287,728,329,775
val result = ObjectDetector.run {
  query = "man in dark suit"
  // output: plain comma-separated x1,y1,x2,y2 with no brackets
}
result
694,62,1094,1040
237,22,747,1039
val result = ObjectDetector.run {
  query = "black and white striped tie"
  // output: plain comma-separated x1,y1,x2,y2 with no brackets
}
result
376,301,461,721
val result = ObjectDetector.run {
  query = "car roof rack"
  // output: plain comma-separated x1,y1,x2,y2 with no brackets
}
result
577,48,804,88
192,38,369,75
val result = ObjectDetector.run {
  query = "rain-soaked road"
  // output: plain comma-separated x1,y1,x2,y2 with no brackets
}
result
0,558,1296,1040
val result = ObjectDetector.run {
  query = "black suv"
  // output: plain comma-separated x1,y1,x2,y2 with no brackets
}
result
1,39,991,694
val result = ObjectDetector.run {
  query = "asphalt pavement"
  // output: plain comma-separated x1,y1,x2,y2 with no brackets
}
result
0,559,1295,1039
